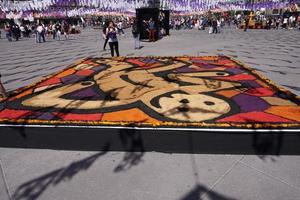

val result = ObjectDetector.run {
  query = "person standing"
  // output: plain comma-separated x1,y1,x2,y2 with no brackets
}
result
55,22,61,40
63,21,69,40
106,21,120,57
117,21,125,36
220,17,225,28
244,16,249,32
217,18,221,33
71,24,76,34
283,17,288,29
36,23,44,43
41,23,46,42
132,19,140,49
267,18,272,30
12,24,21,41
298,15,300,30
20,24,26,38
292,15,296,28
51,23,56,39
276,18,280,30
289,15,294,28
24,25,30,38
4,24,12,42
148,18,156,42
212,18,218,34
102,21,109,51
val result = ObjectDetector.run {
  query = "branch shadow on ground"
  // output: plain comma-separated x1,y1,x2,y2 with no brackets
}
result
114,125,145,173
180,184,236,200
12,143,110,200
179,131,237,200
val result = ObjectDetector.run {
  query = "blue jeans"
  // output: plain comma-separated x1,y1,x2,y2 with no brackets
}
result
6,32,12,42
56,31,61,40
35,32,39,43
37,32,46,43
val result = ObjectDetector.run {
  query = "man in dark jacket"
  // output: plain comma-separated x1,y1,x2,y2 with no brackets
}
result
12,24,21,41
212,19,218,34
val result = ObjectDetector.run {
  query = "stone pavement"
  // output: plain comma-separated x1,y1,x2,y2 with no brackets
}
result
0,27,300,200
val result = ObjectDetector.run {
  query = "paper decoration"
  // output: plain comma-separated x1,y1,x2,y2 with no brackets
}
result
0,0,294,17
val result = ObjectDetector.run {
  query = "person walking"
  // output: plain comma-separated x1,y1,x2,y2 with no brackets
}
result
132,19,140,49
106,21,120,57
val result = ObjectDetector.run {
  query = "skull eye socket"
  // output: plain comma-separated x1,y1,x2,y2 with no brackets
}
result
204,101,215,106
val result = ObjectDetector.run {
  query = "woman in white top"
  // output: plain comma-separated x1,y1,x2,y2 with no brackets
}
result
106,21,120,57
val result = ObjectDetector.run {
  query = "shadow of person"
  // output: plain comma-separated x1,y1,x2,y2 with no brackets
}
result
252,132,283,158
12,143,110,200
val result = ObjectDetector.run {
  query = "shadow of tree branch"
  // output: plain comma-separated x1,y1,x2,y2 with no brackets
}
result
181,184,236,200
114,127,145,173
12,143,110,200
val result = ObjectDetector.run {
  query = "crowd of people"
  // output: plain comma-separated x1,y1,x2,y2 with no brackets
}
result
1,11,300,59
1,21,80,43
170,12,300,33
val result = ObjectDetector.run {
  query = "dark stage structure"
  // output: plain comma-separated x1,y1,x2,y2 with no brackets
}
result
136,8,170,40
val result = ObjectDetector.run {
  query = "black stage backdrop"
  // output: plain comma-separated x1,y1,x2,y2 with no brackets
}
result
136,8,159,40
136,8,170,40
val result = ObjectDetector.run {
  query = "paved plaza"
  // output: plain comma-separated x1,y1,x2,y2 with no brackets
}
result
0,27,300,200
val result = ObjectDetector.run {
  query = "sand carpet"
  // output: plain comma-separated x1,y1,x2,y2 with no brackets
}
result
0,56,299,130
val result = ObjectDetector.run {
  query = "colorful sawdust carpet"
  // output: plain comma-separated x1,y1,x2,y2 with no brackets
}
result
0,56,299,129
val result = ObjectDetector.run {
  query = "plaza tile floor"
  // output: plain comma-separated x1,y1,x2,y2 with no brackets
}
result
0,27,300,200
